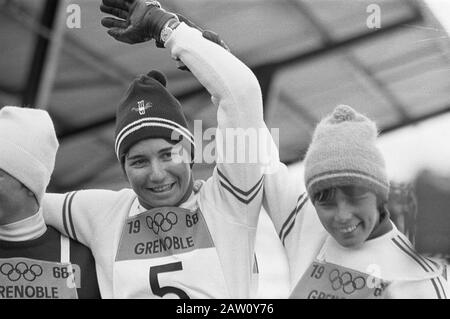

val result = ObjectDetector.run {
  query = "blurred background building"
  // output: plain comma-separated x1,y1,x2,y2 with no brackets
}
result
1,0,449,297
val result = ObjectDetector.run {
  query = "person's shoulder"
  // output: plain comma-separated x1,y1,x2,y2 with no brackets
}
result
65,233,96,266
41,225,62,240
383,227,443,280
67,235,90,252
43,226,92,258
44,188,127,204
386,273,448,299
69,188,136,207
72,188,131,198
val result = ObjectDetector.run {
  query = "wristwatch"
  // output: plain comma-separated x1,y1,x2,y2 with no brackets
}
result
145,1,161,8
159,17,180,43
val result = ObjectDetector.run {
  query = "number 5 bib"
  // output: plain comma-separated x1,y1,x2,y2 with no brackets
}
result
113,206,229,298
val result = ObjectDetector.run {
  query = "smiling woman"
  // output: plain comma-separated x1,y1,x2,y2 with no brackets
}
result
265,104,450,299
113,66,196,210
313,186,381,248
124,138,192,209
41,0,274,299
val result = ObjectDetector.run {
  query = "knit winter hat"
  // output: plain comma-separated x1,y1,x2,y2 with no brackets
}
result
0,106,59,204
304,105,389,201
114,70,195,166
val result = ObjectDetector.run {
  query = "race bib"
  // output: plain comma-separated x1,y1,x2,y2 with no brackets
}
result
116,206,214,261
0,257,80,299
114,206,229,298
290,260,389,299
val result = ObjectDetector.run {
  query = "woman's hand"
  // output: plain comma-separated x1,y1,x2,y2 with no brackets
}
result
100,0,176,44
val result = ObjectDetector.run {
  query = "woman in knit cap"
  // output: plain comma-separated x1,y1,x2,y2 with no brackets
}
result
42,0,274,298
0,107,100,299
264,105,449,298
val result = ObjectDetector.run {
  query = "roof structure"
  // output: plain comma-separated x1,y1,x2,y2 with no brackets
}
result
1,0,449,191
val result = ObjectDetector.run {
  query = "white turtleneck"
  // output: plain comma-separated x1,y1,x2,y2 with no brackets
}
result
0,209,47,242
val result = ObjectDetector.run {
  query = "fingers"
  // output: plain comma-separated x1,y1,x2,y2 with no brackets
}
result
107,28,125,42
101,0,130,11
107,30,137,44
100,4,129,20
106,28,129,42
101,17,128,29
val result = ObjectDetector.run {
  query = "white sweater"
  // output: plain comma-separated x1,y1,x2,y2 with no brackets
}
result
264,163,449,299
290,222,450,299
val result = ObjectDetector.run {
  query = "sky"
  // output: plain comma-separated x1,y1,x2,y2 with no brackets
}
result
375,0,450,182
425,0,450,31
289,0,450,183
379,113,450,181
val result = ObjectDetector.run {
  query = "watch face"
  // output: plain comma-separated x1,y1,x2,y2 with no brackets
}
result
161,27,172,42
145,1,161,8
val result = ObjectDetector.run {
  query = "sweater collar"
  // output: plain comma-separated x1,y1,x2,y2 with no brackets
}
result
0,209,47,242
367,206,393,240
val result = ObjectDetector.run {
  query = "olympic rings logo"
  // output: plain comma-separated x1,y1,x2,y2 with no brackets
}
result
146,211,178,234
328,269,366,294
0,262,43,282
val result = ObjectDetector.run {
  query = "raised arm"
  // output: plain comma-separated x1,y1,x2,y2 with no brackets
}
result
166,22,271,225
100,0,277,226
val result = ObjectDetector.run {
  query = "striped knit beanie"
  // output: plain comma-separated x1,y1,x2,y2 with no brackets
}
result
304,105,389,201
114,70,195,166
0,106,59,205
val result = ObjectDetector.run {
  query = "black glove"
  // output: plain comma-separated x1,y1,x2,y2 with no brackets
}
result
100,0,176,44
100,0,230,52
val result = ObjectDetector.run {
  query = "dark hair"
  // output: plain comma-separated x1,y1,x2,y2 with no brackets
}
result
313,186,387,210
313,188,336,203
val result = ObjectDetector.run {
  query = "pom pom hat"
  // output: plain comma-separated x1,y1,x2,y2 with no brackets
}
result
304,105,389,201
114,71,195,165
0,106,59,204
